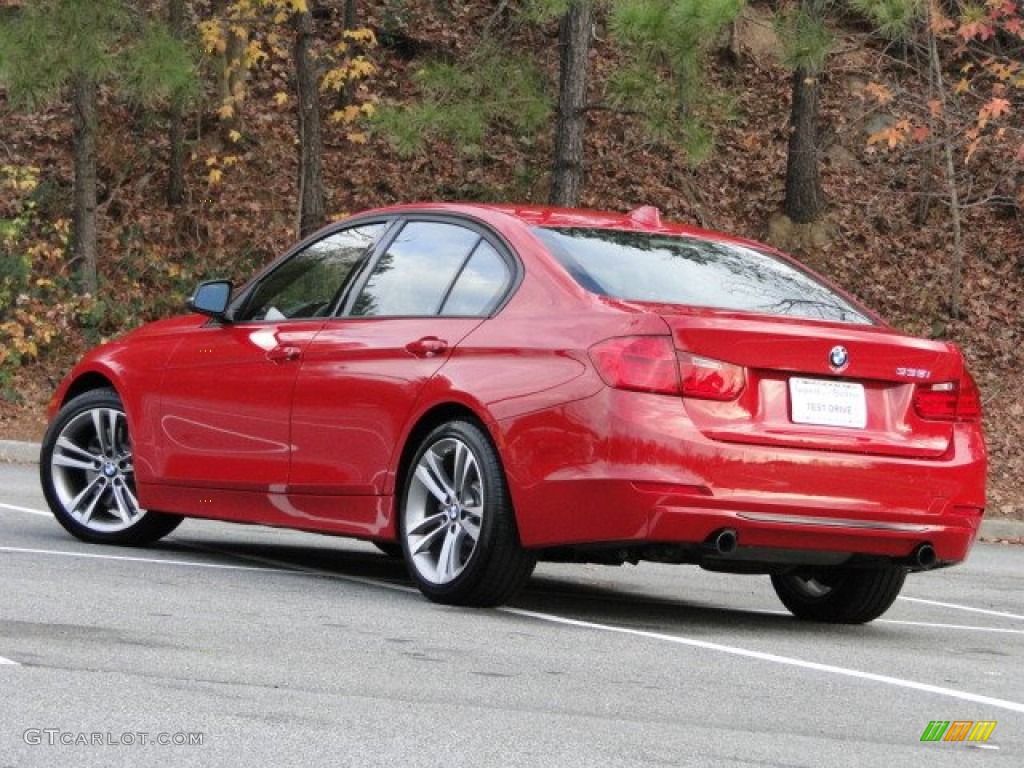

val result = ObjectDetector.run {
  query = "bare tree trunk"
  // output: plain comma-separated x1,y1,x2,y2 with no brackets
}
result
550,0,592,207
294,8,325,238
784,65,824,223
213,0,246,142
72,72,98,294
334,0,359,110
167,0,186,206
926,10,963,318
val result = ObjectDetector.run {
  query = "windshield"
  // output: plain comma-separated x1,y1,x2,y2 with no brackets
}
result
534,227,872,325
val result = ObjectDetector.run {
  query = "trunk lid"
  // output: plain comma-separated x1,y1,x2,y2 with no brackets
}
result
657,309,964,459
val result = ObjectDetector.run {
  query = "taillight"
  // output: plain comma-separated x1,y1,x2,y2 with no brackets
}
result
957,370,982,421
589,337,745,400
589,336,680,395
678,352,745,401
913,371,982,422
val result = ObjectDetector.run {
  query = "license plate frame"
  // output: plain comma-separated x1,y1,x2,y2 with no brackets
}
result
789,377,867,429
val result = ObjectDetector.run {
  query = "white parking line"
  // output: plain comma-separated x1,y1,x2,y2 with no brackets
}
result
0,655,18,665
898,596,1024,621
177,540,420,594
504,608,1024,714
750,608,1024,635
876,619,1024,635
4,497,1024,711
0,501,50,517
178,545,1024,714
0,545,298,574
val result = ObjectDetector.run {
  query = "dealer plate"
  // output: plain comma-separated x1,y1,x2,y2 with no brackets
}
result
789,377,867,429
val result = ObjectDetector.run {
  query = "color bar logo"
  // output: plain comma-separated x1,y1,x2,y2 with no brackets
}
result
920,720,997,742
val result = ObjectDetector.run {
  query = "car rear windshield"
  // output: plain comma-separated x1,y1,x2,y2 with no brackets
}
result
533,227,872,325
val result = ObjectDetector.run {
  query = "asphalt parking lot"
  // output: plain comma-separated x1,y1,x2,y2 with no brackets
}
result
1,461,1022,767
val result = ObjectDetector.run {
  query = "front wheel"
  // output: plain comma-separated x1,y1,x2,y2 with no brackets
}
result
400,420,536,607
40,388,183,546
770,565,907,624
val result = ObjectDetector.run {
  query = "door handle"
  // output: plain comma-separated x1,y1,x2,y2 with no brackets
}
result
267,345,302,363
405,337,448,358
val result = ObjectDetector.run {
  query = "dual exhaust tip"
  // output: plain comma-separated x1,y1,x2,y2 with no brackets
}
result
704,529,938,569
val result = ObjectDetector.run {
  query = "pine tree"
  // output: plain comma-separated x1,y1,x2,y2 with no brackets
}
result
777,0,833,224
0,0,195,293
608,0,744,162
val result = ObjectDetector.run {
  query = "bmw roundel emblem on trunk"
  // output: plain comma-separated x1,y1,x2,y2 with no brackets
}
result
829,345,849,369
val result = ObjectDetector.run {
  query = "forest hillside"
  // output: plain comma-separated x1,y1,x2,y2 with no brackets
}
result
1,0,1021,518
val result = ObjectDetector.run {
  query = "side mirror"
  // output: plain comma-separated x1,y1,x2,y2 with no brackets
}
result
187,280,232,319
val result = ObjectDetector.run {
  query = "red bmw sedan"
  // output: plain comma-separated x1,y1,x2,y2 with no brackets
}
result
40,203,987,622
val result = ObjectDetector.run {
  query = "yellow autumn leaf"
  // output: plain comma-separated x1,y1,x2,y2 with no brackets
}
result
330,105,362,124
321,69,348,92
228,130,242,143
273,91,289,106
208,168,223,185
349,58,375,78
244,40,268,67
205,155,219,167
346,132,368,144
218,103,235,120
344,28,377,45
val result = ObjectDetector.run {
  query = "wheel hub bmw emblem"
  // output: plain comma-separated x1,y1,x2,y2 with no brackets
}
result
829,345,849,369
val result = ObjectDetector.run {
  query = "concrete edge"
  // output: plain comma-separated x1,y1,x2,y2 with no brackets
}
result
2,439,1022,538
0,439,41,465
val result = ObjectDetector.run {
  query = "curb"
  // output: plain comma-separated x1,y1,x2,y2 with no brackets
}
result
2,439,1022,539
0,439,40,465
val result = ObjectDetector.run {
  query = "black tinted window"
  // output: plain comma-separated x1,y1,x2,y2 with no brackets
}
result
238,224,383,321
534,227,871,324
441,241,510,316
352,222,480,317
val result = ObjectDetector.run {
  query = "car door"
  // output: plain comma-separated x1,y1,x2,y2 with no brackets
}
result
154,223,386,489
288,218,516,511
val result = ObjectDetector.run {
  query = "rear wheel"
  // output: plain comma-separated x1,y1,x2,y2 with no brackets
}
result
770,565,907,624
40,388,183,545
400,420,536,607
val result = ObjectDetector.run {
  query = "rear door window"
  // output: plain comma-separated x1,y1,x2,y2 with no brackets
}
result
349,220,513,317
440,241,511,316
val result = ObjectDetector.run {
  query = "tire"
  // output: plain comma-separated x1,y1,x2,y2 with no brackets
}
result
770,565,907,624
399,420,536,607
40,388,183,546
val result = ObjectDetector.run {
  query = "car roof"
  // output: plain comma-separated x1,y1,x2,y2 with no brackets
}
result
359,202,765,250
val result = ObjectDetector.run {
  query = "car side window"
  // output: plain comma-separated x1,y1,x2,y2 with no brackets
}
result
440,241,511,316
351,221,481,317
235,224,384,322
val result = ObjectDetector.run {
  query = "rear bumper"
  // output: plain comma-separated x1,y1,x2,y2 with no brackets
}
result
500,389,986,564
646,497,981,563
